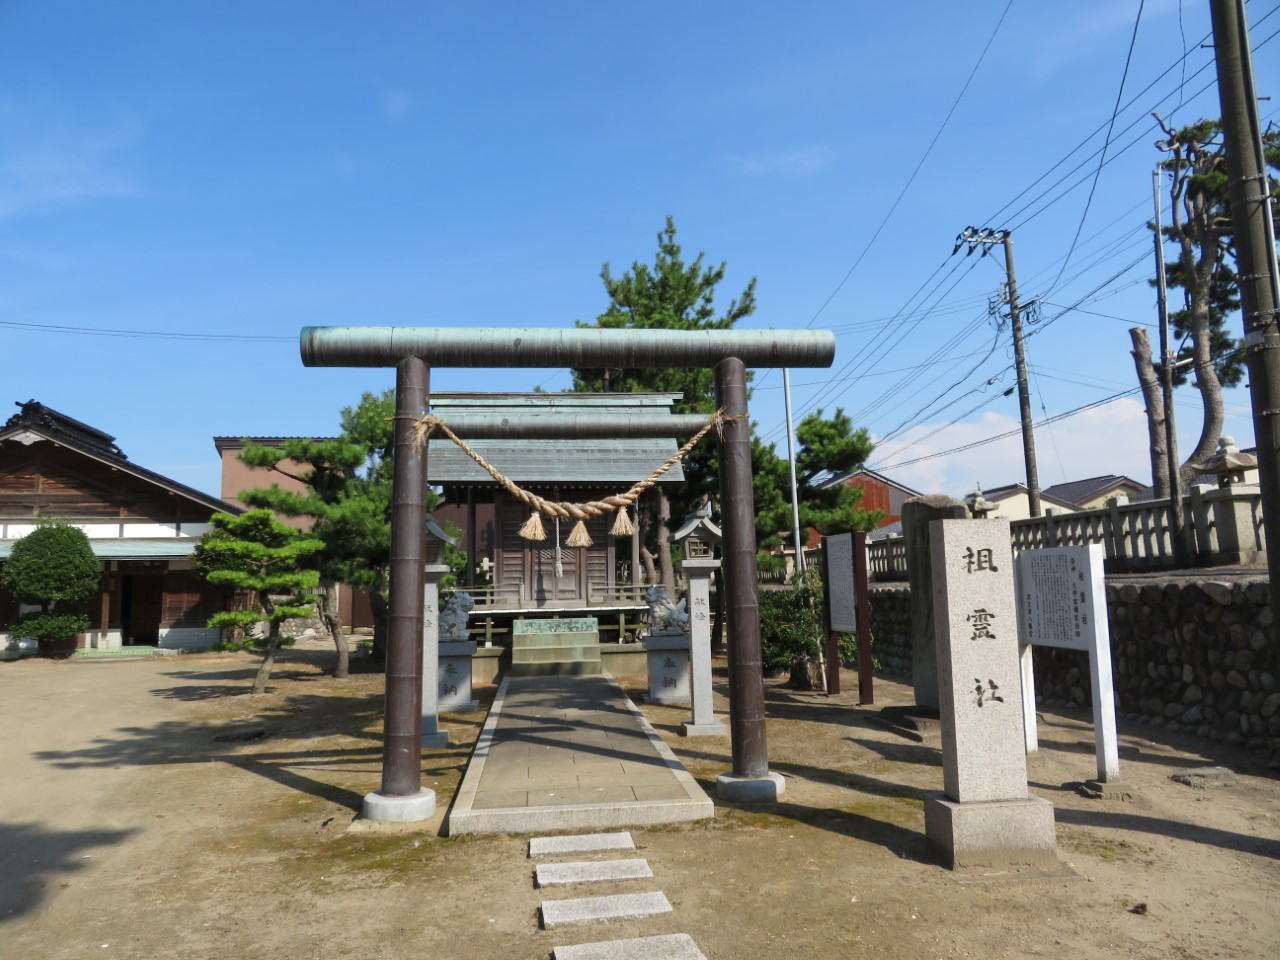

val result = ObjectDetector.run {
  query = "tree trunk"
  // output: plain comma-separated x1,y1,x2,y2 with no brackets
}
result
637,502,659,587
656,489,676,594
316,579,349,679
1130,327,1170,498
1179,245,1226,485
253,623,281,694
711,567,725,653
368,590,389,664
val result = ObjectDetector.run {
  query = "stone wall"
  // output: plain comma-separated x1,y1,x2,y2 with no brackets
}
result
867,576,1279,754
868,585,911,676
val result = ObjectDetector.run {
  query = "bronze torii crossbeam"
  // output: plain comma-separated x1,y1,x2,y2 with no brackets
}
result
300,326,837,821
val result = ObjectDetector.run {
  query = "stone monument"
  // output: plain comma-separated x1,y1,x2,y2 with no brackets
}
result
438,591,478,712
902,494,970,711
644,585,692,705
420,515,460,749
924,517,1057,871
420,560,451,749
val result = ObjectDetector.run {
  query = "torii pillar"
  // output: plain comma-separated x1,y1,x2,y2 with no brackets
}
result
713,357,783,800
300,327,835,820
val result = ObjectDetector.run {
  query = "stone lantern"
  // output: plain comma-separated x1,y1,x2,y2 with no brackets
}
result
663,502,726,737
425,514,459,564
965,483,995,519
1199,436,1257,488
672,501,722,559
1195,437,1264,566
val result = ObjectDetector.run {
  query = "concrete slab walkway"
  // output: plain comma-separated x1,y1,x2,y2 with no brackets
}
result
445,675,713,835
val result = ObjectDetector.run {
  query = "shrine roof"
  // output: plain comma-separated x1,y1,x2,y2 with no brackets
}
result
426,393,687,485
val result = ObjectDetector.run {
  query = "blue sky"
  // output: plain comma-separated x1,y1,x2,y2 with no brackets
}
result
2,1,1277,501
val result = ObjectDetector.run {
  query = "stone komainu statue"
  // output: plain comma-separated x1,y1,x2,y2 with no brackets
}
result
644,585,689,635
439,591,475,640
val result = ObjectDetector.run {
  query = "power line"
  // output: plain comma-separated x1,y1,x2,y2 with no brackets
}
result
804,0,1015,328
871,386,1144,470
0,319,295,343
1047,0,1148,296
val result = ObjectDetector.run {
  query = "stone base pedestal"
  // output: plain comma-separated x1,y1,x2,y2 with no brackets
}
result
681,720,727,737
645,633,691,705
1079,779,1134,802
421,729,450,749
362,788,437,823
716,771,785,802
924,793,1056,871
439,640,479,712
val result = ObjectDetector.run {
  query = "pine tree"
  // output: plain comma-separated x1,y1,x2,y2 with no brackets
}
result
1153,118,1280,481
196,510,323,693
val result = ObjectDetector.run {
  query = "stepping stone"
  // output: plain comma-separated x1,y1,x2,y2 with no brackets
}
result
553,933,707,960
536,858,653,887
530,832,635,858
1170,766,1237,789
540,891,672,930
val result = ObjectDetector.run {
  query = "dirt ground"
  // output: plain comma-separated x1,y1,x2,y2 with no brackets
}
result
2,644,1277,960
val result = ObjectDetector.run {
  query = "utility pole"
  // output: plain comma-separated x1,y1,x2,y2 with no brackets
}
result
955,227,1043,517
1210,0,1280,612
783,368,806,575
1153,169,1187,565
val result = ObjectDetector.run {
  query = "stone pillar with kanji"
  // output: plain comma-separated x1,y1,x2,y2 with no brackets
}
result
680,556,726,736
923,517,1057,872
420,562,450,749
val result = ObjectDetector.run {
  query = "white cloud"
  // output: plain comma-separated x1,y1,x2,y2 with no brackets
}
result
0,119,139,219
870,398,1154,498
729,145,834,177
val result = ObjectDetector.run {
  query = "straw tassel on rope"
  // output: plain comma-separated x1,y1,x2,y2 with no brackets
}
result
566,520,593,548
518,511,546,541
610,507,635,537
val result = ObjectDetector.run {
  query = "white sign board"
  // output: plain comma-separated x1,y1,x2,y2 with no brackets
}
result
824,533,857,633
1014,543,1119,781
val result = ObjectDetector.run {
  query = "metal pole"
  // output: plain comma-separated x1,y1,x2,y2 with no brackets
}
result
1154,168,1187,564
715,357,769,779
1003,232,1043,518
783,368,806,575
854,530,874,705
1211,0,1280,621
301,326,836,370
821,538,841,696
383,357,427,796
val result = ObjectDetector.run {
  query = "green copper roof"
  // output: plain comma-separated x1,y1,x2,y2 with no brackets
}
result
0,538,200,560
426,393,687,485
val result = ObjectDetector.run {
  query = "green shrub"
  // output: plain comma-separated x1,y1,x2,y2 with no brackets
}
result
10,611,91,654
1,523,100,654
758,581,822,674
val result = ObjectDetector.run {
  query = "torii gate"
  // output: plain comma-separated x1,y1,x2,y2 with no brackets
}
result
300,326,836,821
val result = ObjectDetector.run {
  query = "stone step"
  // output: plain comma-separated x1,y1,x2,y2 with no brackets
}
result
513,633,602,648
507,660,604,677
540,891,672,930
552,933,707,960
512,643,603,663
529,832,635,858
535,858,653,887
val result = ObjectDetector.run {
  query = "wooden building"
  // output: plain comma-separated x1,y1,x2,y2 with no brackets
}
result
1,401,234,654
820,467,923,529
429,393,686,637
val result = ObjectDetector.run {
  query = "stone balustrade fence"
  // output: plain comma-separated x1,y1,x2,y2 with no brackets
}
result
867,484,1265,579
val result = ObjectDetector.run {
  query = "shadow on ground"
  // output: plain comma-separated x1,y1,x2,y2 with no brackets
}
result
0,822,138,924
